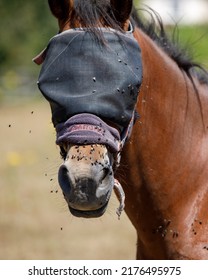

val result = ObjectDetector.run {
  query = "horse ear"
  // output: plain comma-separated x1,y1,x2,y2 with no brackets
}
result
48,0,70,20
110,0,133,25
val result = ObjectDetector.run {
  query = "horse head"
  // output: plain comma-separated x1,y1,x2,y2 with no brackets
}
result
35,0,142,218
34,0,208,260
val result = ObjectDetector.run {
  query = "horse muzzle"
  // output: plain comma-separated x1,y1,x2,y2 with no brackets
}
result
58,144,115,218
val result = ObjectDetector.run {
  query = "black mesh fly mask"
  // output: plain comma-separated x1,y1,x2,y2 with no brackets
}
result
35,25,142,153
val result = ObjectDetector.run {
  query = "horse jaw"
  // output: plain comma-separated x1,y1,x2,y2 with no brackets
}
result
58,144,115,218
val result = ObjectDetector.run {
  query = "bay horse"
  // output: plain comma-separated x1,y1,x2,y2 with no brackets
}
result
34,0,208,259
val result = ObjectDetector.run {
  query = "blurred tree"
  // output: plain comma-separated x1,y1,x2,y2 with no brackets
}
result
0,0,57,73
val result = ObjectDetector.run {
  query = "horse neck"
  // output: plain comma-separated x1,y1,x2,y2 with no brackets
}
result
132,27,208,170
135,27,207,133
120,27,208,247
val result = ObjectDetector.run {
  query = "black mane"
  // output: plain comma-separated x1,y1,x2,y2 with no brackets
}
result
131,8,208,85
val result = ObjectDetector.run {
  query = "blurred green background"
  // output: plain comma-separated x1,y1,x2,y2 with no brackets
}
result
0,0,207,105
0,0,56,103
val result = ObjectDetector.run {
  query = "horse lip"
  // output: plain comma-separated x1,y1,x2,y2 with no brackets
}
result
68,200,109,218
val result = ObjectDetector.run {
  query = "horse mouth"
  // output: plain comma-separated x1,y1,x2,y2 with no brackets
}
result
68,200,109,218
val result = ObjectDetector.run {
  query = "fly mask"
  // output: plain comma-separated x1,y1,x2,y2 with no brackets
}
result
35,24,142,153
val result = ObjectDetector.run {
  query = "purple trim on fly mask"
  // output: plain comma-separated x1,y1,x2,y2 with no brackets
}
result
56,114,122,153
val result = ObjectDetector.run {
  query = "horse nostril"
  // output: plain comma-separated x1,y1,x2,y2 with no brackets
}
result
58,165,71,194
100,167,111,183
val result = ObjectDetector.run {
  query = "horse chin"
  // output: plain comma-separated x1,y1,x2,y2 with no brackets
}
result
68,200,110,218
62,180,114,218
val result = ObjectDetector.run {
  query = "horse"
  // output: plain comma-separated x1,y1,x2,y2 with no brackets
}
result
34,0,208,259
